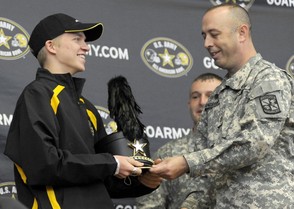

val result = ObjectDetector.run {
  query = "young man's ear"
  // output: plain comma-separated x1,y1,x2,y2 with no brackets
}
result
45,40,57,54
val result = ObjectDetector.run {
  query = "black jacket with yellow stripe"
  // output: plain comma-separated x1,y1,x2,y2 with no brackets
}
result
4,68,153,209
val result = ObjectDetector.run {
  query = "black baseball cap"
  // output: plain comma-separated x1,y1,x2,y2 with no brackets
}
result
28,13,103,57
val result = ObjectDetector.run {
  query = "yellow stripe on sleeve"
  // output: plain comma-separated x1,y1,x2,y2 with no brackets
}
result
50,85,65,115
86,109,97,131
15,164,27,184
32,198,38,209
46,186,61,209
15,164,39,209
79,97,97,131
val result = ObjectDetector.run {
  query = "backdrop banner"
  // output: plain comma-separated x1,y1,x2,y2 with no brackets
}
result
0,0,293,208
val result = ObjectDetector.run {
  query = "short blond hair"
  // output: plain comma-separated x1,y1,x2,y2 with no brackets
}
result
37,47,47,67
36,37,61,67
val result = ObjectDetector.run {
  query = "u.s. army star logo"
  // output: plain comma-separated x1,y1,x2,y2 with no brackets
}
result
128,139,147,156
260,95,281,114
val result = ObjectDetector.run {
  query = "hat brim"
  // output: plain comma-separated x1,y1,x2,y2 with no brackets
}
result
65,23,103,42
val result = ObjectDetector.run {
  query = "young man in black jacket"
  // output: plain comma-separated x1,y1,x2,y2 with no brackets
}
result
5,13,161,209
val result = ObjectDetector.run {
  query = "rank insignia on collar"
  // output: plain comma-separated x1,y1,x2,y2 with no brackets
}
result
259,94,281,114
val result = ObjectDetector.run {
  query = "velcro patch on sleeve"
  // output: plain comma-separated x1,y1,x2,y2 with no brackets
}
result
259,94,281,114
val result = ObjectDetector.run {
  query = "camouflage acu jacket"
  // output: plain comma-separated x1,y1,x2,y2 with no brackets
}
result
184,54,294,208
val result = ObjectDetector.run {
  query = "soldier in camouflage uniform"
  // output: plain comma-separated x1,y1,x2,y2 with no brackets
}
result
150,3,294,208
136,73,222,209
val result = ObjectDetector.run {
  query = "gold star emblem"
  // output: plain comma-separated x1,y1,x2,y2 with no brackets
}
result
128,139,147,156
159,48,175,67
0,29,12,49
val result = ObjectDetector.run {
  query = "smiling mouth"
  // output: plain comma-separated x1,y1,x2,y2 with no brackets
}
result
210,51,219,59
78,54,86,59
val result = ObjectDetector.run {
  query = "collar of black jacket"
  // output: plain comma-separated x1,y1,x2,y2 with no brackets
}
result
36,68,86,98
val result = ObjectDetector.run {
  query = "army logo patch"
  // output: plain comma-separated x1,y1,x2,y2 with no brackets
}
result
140,37,193,78
0,17,30,60
259,95,281,114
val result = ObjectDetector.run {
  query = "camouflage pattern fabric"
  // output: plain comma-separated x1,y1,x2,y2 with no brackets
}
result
136,130,214,209
184,54,294,208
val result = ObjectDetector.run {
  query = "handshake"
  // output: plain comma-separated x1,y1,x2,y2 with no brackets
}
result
113,154,189,189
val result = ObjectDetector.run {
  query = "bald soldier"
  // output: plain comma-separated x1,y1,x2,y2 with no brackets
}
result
150,3,294,208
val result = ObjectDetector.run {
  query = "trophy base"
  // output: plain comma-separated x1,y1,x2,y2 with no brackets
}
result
131,156,154,169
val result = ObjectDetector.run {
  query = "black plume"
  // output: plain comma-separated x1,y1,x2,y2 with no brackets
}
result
107,76,145,140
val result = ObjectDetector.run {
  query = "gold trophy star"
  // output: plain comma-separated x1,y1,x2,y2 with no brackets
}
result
0,29,12,49
159,48,175,67
128,139,147,156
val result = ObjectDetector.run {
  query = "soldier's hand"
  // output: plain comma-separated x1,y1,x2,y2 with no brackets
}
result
149,156,189,180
